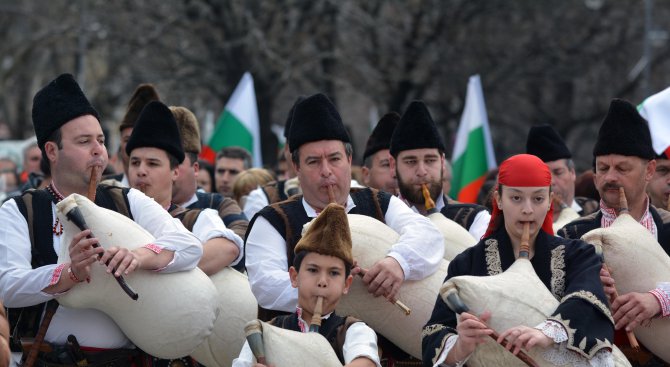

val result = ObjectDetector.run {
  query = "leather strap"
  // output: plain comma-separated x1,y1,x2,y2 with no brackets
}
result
24,300,58,367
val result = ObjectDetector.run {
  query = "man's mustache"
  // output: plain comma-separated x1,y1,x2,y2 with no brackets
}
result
603,183,621,191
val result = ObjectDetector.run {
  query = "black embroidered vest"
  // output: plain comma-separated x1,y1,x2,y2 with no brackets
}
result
440,196,488,231
247,187,391,267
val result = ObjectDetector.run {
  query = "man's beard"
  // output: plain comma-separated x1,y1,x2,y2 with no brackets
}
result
397,173,443,207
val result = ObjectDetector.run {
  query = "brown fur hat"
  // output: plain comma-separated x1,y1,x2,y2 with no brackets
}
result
119,84,160,132
170,106,201,154
295,203,353,266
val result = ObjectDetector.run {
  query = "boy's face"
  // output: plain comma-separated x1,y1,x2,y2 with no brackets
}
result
289,252,352,318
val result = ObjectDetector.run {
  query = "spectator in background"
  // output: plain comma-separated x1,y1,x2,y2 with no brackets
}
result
197,159,215,193
0,158,16,173
215,146,252,197
275,149,290,181
0,158,20,201
20,156,50,192
20,142,41,183
647,153,670,210
476,168,499,212
232,168,275,208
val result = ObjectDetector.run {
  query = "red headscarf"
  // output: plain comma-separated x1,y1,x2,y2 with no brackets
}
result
483,154,554,238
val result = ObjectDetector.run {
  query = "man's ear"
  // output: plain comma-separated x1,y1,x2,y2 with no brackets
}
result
342,274,353,295
44,142,58,163
646,159,657,182
361,166,370,185
389,156,396,172
172,166,180,182
289,266,299,289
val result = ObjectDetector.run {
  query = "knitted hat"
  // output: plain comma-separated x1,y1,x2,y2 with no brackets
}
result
170,106,201,154
526,124,572,162
32,73,100,150
593,98,655,160
119,84,160,132
288,93,350,150
363,112,400,161
126,101,185,163
295,203,353,267
390,101,445,157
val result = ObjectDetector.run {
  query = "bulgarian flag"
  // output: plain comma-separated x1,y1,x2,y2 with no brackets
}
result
206,72,262,167
638,86,670,158
450,75,497,203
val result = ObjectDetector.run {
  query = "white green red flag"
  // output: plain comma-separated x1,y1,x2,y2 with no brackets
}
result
449,75,497,203
207,72,262,167
638,86,670,158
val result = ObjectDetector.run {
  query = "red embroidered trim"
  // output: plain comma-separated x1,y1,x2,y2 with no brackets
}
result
296,307,307,332
143,243,163,254
649,289,670,318
52,218,63,236
50,264,67,286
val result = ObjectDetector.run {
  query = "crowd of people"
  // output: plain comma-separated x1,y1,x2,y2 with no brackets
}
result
0,73,668,367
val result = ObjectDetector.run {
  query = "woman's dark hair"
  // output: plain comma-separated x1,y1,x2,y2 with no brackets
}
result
197,160,215,192
293,250,352,278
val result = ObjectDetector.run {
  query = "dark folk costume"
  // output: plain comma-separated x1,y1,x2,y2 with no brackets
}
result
247,187,390,321
558,98,670,367
558,206,670,367
421,229,614,366
233,204,381,367
422,154,614,367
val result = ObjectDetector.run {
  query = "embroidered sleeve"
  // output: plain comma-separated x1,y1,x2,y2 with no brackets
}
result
535,320,568,343
649,288,670,318
49,263,67,286
143,243,163,254
540,343,613,367
141,243,175,272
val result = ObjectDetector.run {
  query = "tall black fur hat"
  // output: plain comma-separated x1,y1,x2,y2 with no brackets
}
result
593,98,654,160
126,101,185,163
288,93,350,150
284,96,305,142
32,73,100,150
119,84,160,132
363,112,400,161
390,101,445,157
526,124,572,162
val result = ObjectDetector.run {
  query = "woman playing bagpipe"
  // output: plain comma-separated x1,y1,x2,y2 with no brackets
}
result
421,154,615,366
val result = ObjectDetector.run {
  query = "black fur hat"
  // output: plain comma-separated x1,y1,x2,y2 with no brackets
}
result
288,93,350,151
593,98,654,160
32,73,100,150
363,112,399,161
126,101,185,163
390,101,445,157
283,96,305,145
526,124,572,162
